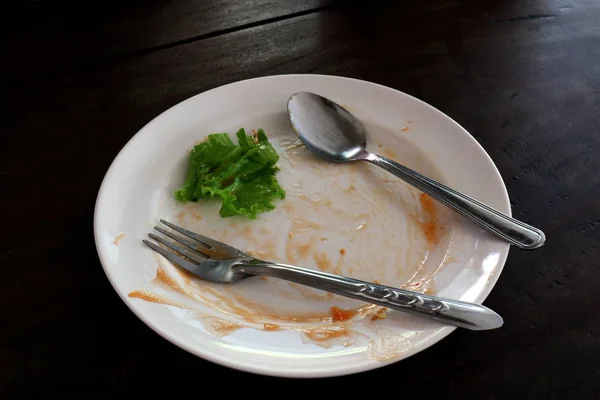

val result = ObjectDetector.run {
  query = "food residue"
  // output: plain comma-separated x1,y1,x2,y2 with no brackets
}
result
367,328,410,361
330,306,357,322
382,148,397,160
400,126,409,131
340,248,346,255
370,307,388,321
128,290,190,309
298,242,313,259
304,327,350,342
113,232,125,246
263,323,280,331
418,193,439,245
205,318,244,337
176,210,186,224
313,251,341,274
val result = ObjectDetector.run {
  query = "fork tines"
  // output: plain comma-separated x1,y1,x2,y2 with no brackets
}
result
142,219,247,268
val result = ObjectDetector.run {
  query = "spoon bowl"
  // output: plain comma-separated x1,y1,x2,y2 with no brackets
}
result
288,92,368,162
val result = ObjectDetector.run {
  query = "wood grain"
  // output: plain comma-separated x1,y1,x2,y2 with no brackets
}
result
1,0,338,83
2,0,599,397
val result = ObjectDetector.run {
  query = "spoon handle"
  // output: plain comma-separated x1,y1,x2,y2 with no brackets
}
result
365,153,545,249
239,261,503,331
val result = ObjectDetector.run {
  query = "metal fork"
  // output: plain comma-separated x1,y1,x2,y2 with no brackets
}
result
143,219,503,331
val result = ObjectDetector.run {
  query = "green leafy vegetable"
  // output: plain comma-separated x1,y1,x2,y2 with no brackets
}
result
175,128,286,219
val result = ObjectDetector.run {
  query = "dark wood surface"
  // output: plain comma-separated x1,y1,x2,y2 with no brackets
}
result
2,0,599,397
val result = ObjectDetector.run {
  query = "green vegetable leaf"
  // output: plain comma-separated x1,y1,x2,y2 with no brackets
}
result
174,129,286,219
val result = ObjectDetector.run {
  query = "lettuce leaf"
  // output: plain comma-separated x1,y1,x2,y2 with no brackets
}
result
175,128,285,219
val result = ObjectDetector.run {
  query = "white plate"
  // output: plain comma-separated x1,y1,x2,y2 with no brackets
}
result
94,74,510,378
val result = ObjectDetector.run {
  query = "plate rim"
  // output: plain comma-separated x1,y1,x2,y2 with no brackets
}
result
93,73,511,378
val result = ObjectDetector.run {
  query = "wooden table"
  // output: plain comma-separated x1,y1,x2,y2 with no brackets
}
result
3,0,599,396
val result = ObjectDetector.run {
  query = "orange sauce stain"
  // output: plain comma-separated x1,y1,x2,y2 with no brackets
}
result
285,201,297,214
400,126,409,131
238,227,279,259
382,149,397,160
286,237,298,264
128,290,190,309
418,193,439,245
263,323,280,331
252,249,278,261
298,242,313,259
330,306,357,322
303,328,350,342
370,307,388,321
192,213,203,221
155,265,189,287
113,232,125,245
340,248,346,255
206,318,244,336
408,281,423,290
313,252,336,273
228,293,334,323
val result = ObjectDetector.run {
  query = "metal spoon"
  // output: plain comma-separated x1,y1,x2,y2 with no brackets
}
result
287,91,545,250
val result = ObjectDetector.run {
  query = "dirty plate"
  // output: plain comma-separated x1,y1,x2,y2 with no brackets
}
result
94,74,510,378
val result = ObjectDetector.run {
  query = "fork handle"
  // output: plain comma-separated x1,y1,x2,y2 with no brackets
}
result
237,262,503,331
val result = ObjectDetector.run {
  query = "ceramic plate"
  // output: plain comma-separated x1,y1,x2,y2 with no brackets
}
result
94,74,510,378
